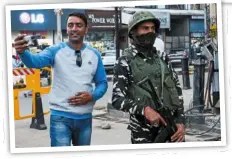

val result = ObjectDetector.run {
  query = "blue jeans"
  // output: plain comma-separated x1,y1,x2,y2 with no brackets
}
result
50,115,92,147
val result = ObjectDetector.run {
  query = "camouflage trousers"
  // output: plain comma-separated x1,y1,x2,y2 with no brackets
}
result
130,127,165,144
128,115,185,144
128,114,169,144
131,131,185,144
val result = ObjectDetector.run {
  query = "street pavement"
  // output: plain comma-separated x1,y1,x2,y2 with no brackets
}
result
14,70,220,148
14,112,219,148
15,115,131,148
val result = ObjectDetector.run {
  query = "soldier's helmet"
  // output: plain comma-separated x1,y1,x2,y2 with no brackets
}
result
128,11,160,38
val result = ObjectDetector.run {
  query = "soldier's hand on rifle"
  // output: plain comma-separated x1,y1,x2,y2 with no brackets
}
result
144,106,167,127
14,34,28,54
171,123,185,142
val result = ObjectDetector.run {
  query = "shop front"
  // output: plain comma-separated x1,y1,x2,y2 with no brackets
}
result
11,9,126,53
189,15,205,59
11,9,85,46
61,9,116,52
11,9,57,46
84,9,118,53
153,11,171,41
189,15,205,39
165,15,190,54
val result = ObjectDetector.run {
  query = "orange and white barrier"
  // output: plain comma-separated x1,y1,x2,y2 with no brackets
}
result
13,68,35,76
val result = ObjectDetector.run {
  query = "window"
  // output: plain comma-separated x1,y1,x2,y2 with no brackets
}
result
135,5,157,9
84,31,115,52
165,5,185,10
191,4,204,10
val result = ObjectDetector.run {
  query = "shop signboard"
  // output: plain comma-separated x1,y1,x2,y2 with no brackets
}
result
11,9,57,30
86,10,118,28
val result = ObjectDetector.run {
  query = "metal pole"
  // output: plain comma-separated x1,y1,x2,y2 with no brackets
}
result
119,7,122,30
210,4,220,114
192,57,206,123
192,58,206,111
204,4,208,41
212,53,220,114
115,7,120,60
54,9,63,45
181,56,191,89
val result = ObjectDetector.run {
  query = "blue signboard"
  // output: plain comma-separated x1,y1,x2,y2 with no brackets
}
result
190,19,205,32
11,9,85,31
11,9,57,31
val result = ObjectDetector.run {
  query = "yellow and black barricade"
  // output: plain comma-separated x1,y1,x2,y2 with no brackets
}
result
13,67,52,130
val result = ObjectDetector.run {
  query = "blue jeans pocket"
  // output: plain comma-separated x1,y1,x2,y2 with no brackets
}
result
50,115,65,121
50,115,72,147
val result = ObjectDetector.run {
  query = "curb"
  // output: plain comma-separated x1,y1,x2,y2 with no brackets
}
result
107,102,130,119
92,109,108,118
94,105,107,110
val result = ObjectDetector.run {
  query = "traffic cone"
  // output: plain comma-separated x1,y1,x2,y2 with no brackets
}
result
30,92,47,130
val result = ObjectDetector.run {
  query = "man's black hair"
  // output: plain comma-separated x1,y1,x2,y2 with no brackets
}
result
66,12,88,26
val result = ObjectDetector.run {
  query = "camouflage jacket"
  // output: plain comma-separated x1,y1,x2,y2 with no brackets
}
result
112,45,185,131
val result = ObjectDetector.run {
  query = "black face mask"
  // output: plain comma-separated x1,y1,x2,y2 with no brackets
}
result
132,32,156,49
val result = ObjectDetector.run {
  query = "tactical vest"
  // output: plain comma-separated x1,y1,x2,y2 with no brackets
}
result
125,49,181,111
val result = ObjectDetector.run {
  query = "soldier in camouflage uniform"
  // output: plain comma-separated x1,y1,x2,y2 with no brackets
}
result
112,11,185,144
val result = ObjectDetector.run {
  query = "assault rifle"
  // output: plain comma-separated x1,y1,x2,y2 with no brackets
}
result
137,76,177,143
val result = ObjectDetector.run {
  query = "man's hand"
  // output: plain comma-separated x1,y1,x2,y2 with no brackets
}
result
14,34,28,54
68,92,93,106
144,106,167,126
171,123,185,142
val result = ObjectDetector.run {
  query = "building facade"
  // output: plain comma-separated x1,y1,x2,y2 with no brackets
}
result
122,4,205,54
11,9,85,46
11,5,206,55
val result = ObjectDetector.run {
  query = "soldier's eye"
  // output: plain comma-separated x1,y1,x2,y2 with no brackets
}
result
143,26,149,30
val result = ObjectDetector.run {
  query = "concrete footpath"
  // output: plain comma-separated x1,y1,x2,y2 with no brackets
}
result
15,109,220,148
15,111,131,148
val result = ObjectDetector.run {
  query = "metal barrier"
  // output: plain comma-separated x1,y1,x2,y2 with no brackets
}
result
13,67,52,130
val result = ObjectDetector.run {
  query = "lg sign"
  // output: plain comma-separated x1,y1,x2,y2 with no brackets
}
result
19,12,44,24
